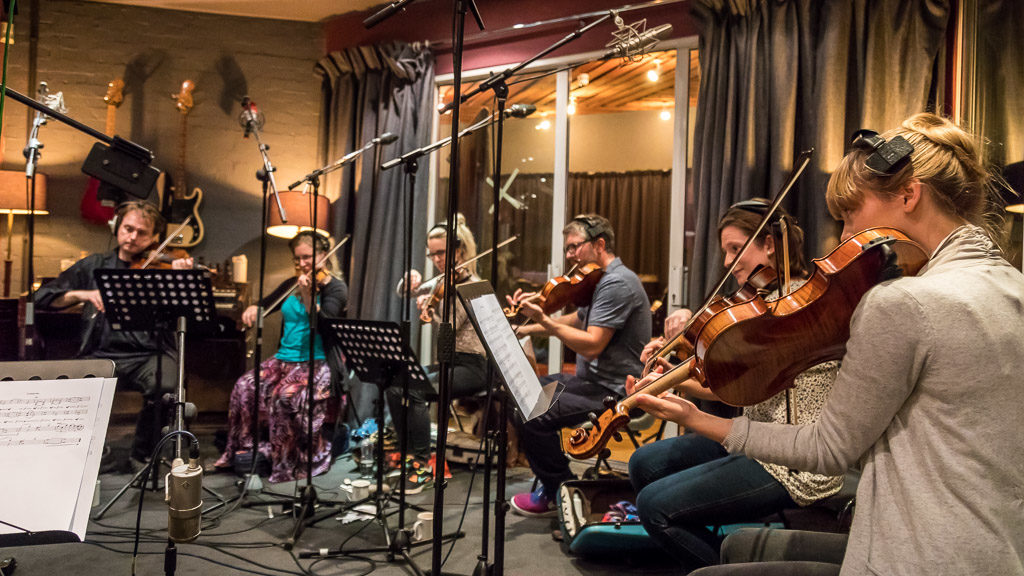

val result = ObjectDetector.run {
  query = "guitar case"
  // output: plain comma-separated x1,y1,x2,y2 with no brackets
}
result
555,478,661,557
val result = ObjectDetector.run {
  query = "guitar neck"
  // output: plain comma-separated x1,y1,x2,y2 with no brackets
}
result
621,357,694,410
175,113,188,199
105,104,117,137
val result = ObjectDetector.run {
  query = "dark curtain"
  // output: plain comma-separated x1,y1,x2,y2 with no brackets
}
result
568,170,672,290
315,43,435,322
505,170,671,294
688,0,950,305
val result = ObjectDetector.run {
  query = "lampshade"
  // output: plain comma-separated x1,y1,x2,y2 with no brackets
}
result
0,170,48,214
266,190,330,239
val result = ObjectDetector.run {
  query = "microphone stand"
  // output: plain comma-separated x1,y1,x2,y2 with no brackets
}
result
230,109,292,511
21,96,48,361
282,134,391,550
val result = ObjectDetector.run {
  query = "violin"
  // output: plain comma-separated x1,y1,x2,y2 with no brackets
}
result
504,263,604,321
642,265,778,375
420,268,470,322
132,247,190,269
564,227,928,460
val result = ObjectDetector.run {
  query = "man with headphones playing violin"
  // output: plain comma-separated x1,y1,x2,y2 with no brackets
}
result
508,213,651,517
36,200,193,465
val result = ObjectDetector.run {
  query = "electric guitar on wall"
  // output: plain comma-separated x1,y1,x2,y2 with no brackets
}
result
159,79,205,247
79,78,124,225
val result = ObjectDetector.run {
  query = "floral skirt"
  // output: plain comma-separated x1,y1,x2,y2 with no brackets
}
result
214,357,339,483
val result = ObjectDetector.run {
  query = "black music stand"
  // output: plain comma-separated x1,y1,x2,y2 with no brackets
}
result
308,318,462,571
91,268,222,520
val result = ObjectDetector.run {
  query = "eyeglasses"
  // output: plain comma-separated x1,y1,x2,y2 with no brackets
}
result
426,250,446,259
564,240,591,255
292,254,314,263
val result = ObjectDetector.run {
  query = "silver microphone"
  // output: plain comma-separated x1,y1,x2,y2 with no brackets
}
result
165,453,203,542
372,132,399,145
602,22,672,61
503,104,537,119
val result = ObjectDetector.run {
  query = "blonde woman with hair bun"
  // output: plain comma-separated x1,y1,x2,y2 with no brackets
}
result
637,113,1024,576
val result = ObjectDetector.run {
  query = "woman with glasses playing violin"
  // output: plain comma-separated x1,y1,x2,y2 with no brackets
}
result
214,230,347,483
629,200,843,572
390,213,488,488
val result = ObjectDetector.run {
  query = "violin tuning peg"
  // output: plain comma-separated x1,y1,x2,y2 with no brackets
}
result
599,448,612,459
603,396,617,410
587,412,600,428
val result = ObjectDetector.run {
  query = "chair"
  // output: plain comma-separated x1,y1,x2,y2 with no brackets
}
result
775,469,860,533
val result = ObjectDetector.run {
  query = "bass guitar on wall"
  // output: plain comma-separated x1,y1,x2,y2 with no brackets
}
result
159,79,205,247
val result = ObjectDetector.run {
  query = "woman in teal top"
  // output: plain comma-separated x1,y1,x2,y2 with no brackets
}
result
215,231,348,483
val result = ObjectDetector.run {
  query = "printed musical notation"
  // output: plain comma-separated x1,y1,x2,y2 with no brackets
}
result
0,393,93,449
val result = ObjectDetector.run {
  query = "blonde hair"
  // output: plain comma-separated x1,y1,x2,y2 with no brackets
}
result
428,213,477,275
827,113,1000,239
289,230,342,279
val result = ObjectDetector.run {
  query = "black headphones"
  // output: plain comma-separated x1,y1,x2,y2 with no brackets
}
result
850,129,914,175
570,214,610,241
109,201,166,237
728,198,788,225
428,222,461,247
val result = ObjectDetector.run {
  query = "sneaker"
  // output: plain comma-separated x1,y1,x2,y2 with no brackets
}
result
427,453,452,479
388,461,434,495
511,486,557,517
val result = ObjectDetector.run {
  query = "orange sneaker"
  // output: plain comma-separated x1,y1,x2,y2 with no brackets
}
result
427,453,453,479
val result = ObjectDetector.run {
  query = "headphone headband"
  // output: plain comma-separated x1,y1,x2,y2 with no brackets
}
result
850,129,914,175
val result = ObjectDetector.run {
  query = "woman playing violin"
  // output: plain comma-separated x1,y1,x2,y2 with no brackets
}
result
215,230,348,483
390,214,487,485
629,200,844,571
639,114,1024,576
35,201,192,464
508,214,651,517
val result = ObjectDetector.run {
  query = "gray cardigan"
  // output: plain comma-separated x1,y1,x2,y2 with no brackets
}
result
723,226,1024,576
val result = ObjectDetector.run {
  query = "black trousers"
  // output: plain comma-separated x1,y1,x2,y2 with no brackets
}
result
101,352,178,459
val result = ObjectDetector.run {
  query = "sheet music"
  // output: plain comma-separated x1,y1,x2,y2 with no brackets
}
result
464,291,545,418
0,378,116,540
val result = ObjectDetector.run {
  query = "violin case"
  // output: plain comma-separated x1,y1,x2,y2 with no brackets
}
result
555,478,662,557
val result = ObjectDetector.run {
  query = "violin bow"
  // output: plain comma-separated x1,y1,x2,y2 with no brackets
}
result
419,235,519,286
646,149,813,372
140,215,193,269
261,234,350,319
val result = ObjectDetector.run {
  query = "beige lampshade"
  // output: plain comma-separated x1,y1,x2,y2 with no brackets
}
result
0,170,48,214
266,190,329,239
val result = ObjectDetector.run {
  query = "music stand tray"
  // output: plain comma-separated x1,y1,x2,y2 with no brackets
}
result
319,318,431,393
93,268,218,332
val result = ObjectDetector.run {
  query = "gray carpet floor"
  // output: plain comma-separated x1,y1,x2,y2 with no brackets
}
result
3,418,683,576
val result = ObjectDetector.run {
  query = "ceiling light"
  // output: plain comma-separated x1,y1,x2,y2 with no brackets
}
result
660,109,671,121
535,119,551,131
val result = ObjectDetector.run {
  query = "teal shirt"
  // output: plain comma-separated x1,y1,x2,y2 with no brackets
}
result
275,294,325,362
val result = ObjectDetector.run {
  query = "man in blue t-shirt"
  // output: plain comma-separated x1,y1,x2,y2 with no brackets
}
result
508,214,651,516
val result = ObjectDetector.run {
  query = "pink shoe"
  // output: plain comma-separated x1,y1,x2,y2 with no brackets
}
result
510,487,557,517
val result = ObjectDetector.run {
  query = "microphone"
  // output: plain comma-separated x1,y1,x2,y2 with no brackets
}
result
602,22,672,60
165,443,203,543
372,132,398,145
238,96,264,138
503,104,537,119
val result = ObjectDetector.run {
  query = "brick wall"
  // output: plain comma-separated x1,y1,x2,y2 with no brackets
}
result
0,0,325,290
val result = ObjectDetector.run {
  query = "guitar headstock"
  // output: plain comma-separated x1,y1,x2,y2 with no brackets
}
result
104,79,125,107
172,80,195,115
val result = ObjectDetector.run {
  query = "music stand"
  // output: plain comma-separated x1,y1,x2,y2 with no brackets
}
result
309,318,461,569
91,268,221,520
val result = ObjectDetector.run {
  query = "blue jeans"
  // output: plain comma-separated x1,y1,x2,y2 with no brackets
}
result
629,434,796,571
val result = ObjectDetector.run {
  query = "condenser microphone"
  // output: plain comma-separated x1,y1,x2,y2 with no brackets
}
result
238,97,264,138
165,445,203,543
372,132,399,145
601,22,672,60
503,104,537,119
